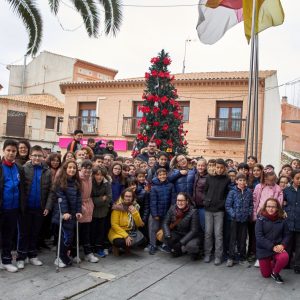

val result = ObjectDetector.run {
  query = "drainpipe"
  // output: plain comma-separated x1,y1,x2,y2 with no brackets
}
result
21,54,27,94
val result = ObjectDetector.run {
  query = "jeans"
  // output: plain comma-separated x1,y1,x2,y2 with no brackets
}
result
228,220,248,260
204,211,224,259
59,219,76,265
79,222,92,255
90,217,106,252
286,231,300,271
148,215,164,247
198,208,205,231
259,252,289,277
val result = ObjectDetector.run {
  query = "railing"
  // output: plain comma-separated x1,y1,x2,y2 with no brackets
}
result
207,117,246,140
3,123,32,139
67,116,99,135
122,116,141,136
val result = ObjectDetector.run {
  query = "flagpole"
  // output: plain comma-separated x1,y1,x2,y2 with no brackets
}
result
244,0,257,162
254,34,259,158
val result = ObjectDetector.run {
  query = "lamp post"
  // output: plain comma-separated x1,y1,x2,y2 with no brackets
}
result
182,39,192,74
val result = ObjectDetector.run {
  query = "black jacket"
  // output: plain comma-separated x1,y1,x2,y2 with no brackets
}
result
163,205,199,245
204,174,231,212
102,148,118,159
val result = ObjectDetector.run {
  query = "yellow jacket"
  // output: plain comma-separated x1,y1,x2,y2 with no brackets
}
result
108,207,144,243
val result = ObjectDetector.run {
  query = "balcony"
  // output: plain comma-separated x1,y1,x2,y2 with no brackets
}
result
122,116,141,136
207,117,246,140
67,116,99,135
3,123,32,139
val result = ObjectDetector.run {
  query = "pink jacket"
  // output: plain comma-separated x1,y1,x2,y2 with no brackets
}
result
79,174,94,223
252,183,283,221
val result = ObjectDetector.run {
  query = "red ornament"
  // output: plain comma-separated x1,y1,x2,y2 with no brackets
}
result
162,124,169,131
183,140,188,145
147,94,155,101
167,139,173,147
170,75,175,81
169,99,176,106
155,139,162,146
143,136,149,143
158,71,165,78
153,107,160,114
137,133,144,140
173,111,181,119
151,57,160,64
163,57,172,65
141,117,147,124
153,121,160,126
161,96,168,103
151,70,158,77
161,108,169,116
145,72,150,79
153,95,159,102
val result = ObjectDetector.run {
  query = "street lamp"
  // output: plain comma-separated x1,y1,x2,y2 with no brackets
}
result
182,39,192,74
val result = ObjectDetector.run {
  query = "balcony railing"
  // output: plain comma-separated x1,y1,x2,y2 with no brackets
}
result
3,123,32,139
67,116,99,135
207,117,246,140
122,116,141,136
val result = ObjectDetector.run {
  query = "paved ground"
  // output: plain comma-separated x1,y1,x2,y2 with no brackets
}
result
0,249,299,300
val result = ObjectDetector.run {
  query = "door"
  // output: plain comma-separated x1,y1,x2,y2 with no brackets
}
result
132,102,143,134
6,110,26,137
78,102,97,133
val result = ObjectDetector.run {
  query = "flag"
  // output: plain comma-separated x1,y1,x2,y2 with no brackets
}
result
206,0,242,9
197,0,243,45
243,0,285,42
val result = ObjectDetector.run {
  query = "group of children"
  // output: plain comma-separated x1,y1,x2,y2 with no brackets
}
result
0,137,300,284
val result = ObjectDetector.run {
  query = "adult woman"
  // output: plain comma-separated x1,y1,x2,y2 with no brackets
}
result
163,192,200,260
108,188,145,254
255,198,290,283
168,155,196,197
15,140,31,165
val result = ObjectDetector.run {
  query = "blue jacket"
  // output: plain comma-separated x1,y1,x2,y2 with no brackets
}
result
284,185,300,232
0,161,25,212
111,176,125,203
225,186,253,222
136,183,150,223
52,178,82,225
150,180,176,218
255,215,290,259
168,168,196,196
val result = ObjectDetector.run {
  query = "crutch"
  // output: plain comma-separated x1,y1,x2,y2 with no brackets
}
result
76,220,80,266
56,198,63,273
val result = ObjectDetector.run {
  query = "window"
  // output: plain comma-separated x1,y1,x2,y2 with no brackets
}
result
132,101,143,134
57,117,63,134
6,110,26,137
78,102,97,133
46,116,55,130
215,101,243,138
179,101,190,122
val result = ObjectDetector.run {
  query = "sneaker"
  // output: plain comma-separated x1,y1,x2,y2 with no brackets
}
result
16,260,25,269
204,255,211,263
214,257,222,266
149,245,157,255
29,257,43,266
72,256,82,264
104,249,109,256
144,244,151,252
54,258,66,268
96,249,106,258
2,263,18,273
85,253,99,263
239,260,250,268
271,273,284,284
226,259,234,267
254,259,260,268
158,244,171,253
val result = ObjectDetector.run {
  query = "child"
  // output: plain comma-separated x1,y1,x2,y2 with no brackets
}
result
111,162,125,204
248,163,264,190
204,158,230,265
147,152,170,183
128,164,136,177
149,168,176,255
51,160,82,268
16,145,52,269
225,174,253,267
124,158,133,165
102,140,118,159
75,149,86,160
90,166,112,258
291,159,300,170
62,151,76,164
237,163,250,178
46,152,61,182
67,129,83,153
81,146,94,160
133,158,143,170
78,160,98,263
279,164,293,181
148,156,156,169
225,159,234,170
122,164,130,181
139,161,148,172
103,154,114,170
284,169,300,273
247,155,258,174
0,139,25,273
278,175,290,191
227,169,237,190
207,159,216,176
92,155,104,168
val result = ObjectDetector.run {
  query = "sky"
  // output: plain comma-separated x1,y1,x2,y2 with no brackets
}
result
0,0,299,105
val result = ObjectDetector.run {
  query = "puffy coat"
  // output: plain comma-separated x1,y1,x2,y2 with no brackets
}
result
111,176,125,203
52,178,82,225
150,180,176,218
79,175,94,223
204,174,231,212
255,215,290,259
102,147,118,159
147,162,170,183
284,185,300,232
253,183,283,221
163,205,199,245
192,172,208,208
108,201,144,242
225,186,253,222
91,178,112,219
168,168,196,196
136,183,150,223
23,162,52,210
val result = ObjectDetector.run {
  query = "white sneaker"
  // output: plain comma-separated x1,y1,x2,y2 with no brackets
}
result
2,263,18,273
16,260,25,269
29,257,43,266
54,258,66,268
72,256,82,264
85,253,99,263
254,259,260,268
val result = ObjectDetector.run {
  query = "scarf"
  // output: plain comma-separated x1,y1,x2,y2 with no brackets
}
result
2,159,15,167
261,211,279,222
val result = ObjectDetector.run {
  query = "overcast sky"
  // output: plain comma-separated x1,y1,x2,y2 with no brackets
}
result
0,0,299,104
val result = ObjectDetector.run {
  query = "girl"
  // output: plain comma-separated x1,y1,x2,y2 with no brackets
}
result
248,163,264,190
278,175,290,191
81,146,94,160
46,152,62,182
111,162,126,204
90,166,112,258
127,177,138,192
62,151,76,164
52,160,82,268
284,169,300,274
291,159,300,171
255,198,290,283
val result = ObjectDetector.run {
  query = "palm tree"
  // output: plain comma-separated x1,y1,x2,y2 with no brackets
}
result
5,0,122,56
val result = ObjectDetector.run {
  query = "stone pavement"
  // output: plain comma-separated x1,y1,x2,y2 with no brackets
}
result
0,249,299,300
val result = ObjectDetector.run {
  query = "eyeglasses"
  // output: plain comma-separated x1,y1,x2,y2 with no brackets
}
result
31,154,43,158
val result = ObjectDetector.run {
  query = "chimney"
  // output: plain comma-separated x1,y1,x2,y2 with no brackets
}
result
281,96,288,103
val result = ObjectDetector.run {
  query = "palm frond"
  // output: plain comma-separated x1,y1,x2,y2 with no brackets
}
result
48,0,60,14
6,0,42,55
70,0,99,37
98,0,122,36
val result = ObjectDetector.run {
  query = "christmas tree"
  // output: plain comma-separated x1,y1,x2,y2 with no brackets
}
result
132,49,188,158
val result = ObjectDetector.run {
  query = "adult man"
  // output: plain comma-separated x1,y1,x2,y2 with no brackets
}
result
102,140,118,159
137,141,158,162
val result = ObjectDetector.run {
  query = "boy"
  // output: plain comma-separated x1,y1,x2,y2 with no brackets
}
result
228,169,237,190
67,129,83,153
16,145,52,269
237,163,250,177
204,158,230,265
103,154,114,170
0,139,25,272
92,155,104,168
147,152,169,183
149,168,176,255
225,174,253,267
